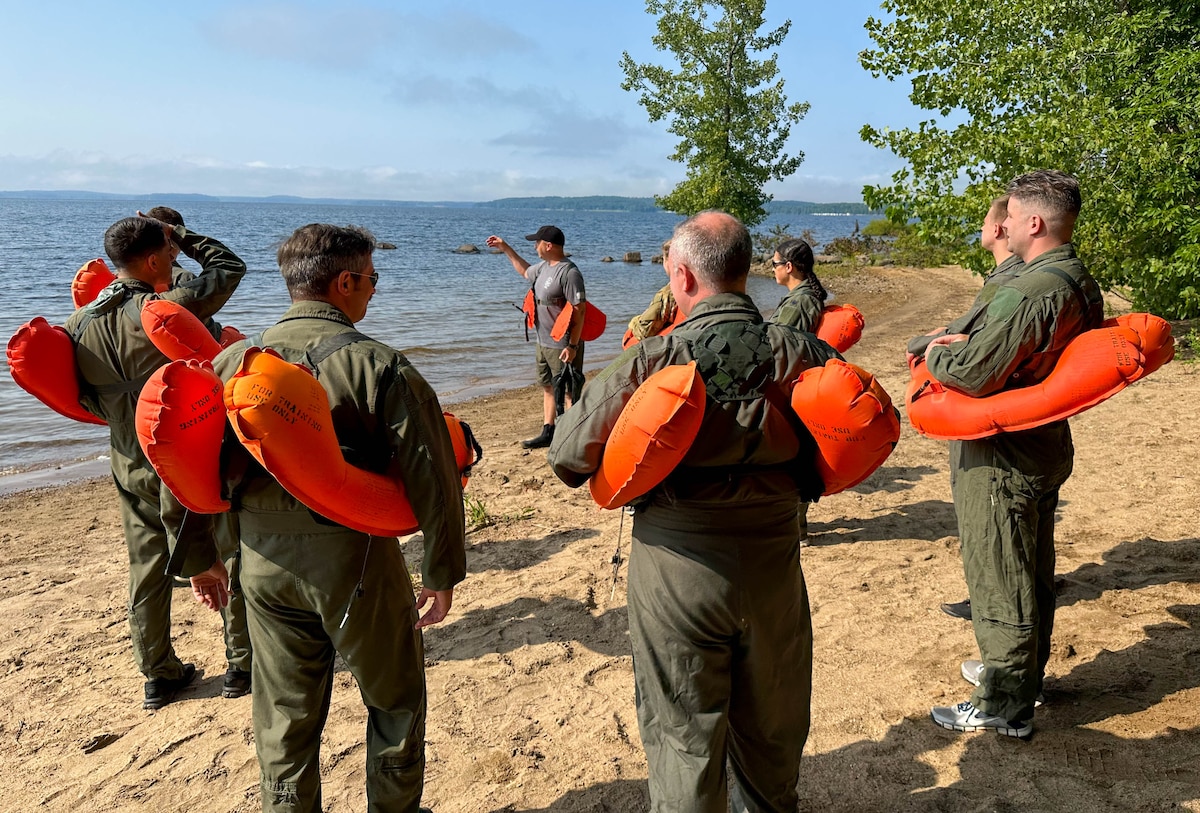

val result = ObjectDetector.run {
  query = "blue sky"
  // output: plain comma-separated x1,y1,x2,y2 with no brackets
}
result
0,1,923,203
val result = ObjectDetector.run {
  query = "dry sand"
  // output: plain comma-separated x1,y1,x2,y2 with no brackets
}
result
1,263,1197,812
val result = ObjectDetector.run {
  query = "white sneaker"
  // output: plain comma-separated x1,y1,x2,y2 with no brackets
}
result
961,659,1044,707
930,701,1032,738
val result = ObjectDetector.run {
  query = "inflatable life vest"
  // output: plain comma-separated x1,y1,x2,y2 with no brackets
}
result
815,304,865,354
141,299,223,363
791,359,900,494
589,362,706,509
6,317,106,425
906,312,1174,440
136,360,229,512
137,354,483,518
71,258,116,308
550,301,607,343
587,357,899,509
225,347,421,535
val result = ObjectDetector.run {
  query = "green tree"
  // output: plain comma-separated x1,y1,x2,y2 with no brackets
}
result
859,0,1200,319
620,0,809,228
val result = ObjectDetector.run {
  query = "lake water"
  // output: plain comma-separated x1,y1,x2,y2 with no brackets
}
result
0,197,865,477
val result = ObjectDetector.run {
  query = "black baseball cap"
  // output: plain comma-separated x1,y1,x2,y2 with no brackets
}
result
524,225,565,246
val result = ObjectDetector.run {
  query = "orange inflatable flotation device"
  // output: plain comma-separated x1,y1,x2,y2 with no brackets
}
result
72,258,116,308
219,325,246,347
589,361,706,509
225,347,420,536
791,360,900,494
140,299,223,362
815,304,865,353
444,412,484,488
587,357,899,508
551,301,608,342
136,360,230,512
906,313,1174,440
136,356,482,517
6,317,107,425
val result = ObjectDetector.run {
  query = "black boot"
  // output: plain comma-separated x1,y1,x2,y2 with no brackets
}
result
522,424,555,449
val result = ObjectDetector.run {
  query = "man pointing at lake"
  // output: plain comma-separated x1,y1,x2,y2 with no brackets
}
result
486,226,587,449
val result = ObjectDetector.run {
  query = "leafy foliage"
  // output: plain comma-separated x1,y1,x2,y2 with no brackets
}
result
859,0,1200,318
621,0,809,228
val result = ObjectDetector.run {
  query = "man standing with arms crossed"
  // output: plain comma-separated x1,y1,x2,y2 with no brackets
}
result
910,195,1024,622
548,211,835,811
211,224,465,812
921,171,1104,737
486,225,587,449
66,215,246,709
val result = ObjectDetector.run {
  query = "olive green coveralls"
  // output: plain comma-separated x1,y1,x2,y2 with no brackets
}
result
923,244,1103,723
65,226,248,682
769,279,824,335
550,293,838,813
906,254,1024,359
212,301,467,813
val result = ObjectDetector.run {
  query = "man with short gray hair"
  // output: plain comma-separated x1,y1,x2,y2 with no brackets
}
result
549,210,836,810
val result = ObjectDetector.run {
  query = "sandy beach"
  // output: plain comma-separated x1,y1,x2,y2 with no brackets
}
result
1,262,1197,812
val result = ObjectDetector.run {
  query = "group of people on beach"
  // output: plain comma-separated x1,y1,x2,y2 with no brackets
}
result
47,168,1098,812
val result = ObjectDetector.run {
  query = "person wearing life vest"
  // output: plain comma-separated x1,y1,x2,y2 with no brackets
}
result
548,211,837,812
767,237,832,547
919,171,1104,739
141,206,231,342
486,225,587,449
64,215,247,710
624,239,681,347
209,224,465,813
909,195,1025,623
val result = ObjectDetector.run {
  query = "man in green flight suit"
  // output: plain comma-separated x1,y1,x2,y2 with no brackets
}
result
66,215,246,709
909,195,1024,622
920,171,1104,737
142,205,251,695
210,223,466,813
548,211,837,811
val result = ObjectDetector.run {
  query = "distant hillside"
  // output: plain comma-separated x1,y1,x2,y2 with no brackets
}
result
481,196,877,215
0,190,877,215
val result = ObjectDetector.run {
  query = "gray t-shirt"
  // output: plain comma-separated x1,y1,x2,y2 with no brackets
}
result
525,259,586,348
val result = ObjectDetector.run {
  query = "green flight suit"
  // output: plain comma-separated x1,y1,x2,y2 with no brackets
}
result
65,225,246,682
767,279,827,541
549,292,838,813
906,254,1024,359
769,279,824,334
212,301,467,813
924,244,1103,722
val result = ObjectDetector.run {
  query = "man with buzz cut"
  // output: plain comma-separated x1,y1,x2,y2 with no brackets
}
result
64,215,246,709
920,170,1104,738
486,225,587,449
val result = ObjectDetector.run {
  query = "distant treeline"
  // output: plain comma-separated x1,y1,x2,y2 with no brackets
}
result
0,189,878,215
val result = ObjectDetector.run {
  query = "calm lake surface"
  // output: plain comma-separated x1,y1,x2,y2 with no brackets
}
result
0,197,865,476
